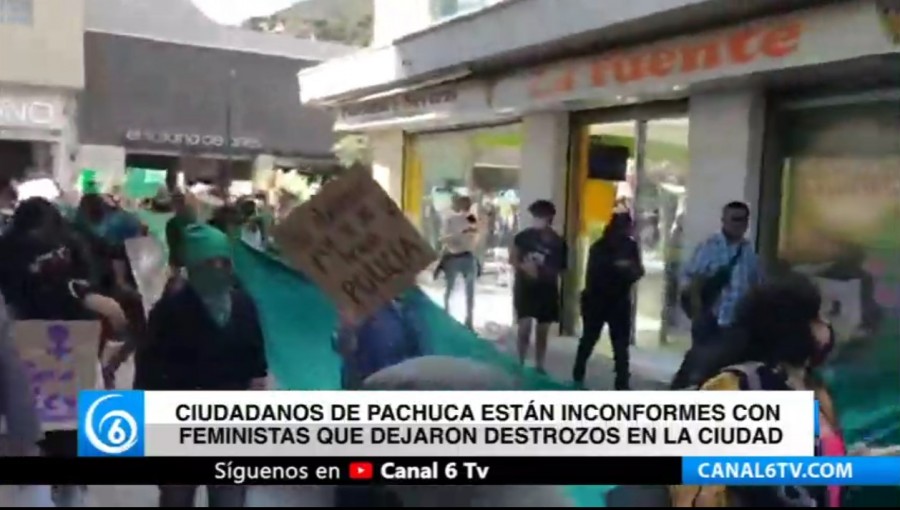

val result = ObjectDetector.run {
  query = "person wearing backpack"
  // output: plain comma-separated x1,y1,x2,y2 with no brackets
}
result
668,276,898,507
671,201,761,388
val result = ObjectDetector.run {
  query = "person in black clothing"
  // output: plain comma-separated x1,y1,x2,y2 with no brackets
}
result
0,197,128,507
572,210,644,390
511,200,567,374
146,223,266,507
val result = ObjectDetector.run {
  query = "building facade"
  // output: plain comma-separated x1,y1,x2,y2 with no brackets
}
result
0,0,85,187
78,0,352,196
298,0,900,374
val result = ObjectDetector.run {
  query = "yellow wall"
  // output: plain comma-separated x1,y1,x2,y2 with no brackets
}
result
402,134,423,229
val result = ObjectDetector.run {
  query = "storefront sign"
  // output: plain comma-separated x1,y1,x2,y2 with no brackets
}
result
527,21,803,100
338,88,458,123
492,2,897,111
0,98,58,128
274,168,437,319
124,129,263,150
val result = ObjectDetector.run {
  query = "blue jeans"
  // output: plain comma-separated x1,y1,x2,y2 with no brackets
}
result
442,253,477,328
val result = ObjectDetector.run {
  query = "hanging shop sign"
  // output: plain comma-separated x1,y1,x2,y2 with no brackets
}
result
0,97,61,129
338,87,459,123
525,21,803,100
335,81,501,131
123,129,263,151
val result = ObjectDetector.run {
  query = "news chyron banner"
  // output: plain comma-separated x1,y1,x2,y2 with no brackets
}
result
79,390,814,457
70,390,900,487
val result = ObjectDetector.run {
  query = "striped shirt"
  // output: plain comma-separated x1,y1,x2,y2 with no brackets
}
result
682,233,761,326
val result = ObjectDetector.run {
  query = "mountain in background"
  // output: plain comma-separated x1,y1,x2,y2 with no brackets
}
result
243,0,373,47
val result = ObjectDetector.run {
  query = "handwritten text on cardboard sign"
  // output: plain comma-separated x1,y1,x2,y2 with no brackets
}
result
275,170,436,318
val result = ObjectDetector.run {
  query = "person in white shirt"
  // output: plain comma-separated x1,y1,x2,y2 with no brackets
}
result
438,195,479,329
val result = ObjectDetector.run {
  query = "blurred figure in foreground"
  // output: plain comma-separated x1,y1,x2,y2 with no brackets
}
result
0,197,128,506
669,276,897,507
146,224,266,507
358,356,574,507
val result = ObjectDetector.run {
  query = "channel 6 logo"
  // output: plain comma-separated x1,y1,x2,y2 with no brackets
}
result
77,390,145,457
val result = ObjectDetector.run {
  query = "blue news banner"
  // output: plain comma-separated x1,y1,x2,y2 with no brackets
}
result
6,390,899,486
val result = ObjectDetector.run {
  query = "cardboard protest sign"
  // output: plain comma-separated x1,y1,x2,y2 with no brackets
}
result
275,168,437,319
126,236,169,316
12,321,101,431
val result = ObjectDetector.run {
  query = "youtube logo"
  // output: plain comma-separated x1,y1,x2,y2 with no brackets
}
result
349,461,374,480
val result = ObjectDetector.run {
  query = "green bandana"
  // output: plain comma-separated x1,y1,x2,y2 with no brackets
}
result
183,223,231,268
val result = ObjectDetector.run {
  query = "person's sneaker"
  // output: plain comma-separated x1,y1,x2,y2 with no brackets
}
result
535,366,547,376
572,380,586,390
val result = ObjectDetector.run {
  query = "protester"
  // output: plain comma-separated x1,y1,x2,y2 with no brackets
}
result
145,223,265,507
236,198,266,250
74,193,148,388
668,276,855,506
671,201,760,388
333,300,427,390
436,194,479,329
208,204,244,240
0,197,128,507
510,200,567,374
572,209,644,390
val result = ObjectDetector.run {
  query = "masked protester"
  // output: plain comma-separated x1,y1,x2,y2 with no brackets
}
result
669,276,852,507
573,210,644,390
146,224,266,508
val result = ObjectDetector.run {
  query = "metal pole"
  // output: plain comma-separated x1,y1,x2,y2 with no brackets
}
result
224,68,236,195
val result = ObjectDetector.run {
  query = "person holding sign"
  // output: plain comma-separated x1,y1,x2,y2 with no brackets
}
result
510,200,567,374
145,223,267,507
333,300,427,390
